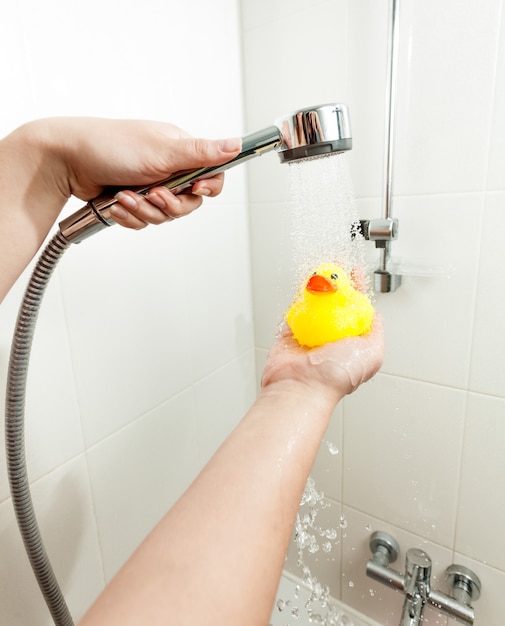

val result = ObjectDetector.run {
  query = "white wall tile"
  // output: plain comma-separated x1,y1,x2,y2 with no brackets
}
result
61,199,252,447
469,192,505,397
241,0,349,131
0,456,104,625
246,154,291,207
0,265,83,501
374,193,483,388
0,3,35,132
59,223,195,446
193,351,257,467
343,374,466,547
12,0,244,123
182,200,255,381
240,0,331,32
249,200,294,349
86,390,200,581
311,407,344,503
487,7,505,191
242,0,350,206
347,0,389,199
456,392,505,570
394,0,503,196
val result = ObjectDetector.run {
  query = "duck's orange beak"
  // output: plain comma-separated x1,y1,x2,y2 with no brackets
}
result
306,275,336,293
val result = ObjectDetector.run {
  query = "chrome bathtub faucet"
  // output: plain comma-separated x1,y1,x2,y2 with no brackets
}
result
365,531,481,626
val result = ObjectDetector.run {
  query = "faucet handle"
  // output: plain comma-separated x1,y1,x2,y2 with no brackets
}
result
369,531,400,566
405,548,432,599
406,548,432,582
446,565,481,605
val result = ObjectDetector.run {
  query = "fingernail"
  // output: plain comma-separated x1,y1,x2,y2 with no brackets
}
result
114,191,138,211
218,138,242,153
110,205,129,220
146,191,167,209
193,187,211,197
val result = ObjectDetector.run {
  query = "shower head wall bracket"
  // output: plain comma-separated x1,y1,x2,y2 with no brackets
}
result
360,217,399,247
373,269,402,293
358,218,402,293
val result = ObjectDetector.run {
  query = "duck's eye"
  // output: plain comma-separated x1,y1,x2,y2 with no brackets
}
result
312,272,317,276
330,273,339,280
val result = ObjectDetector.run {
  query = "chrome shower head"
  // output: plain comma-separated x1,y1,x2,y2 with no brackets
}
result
59,103,352,243
275,103,352,162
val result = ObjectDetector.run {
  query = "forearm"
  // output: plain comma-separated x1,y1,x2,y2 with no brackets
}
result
0,121,69,302
78,380,341,626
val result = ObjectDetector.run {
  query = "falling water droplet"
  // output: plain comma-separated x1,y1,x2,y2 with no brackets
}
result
326,441,339,455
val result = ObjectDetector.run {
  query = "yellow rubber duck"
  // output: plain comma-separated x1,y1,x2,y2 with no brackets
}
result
286,262,374,347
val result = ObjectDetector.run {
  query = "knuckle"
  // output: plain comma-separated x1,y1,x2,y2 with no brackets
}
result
191,138,214,163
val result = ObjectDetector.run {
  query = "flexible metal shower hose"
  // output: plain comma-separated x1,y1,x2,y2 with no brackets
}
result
5,231,74,626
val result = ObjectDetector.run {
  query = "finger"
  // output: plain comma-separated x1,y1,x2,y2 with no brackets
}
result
166,137,241,172
369,313,385,351
109,199,149,230
111,190,174,226
191,173,226,198
350,266,367,292
275,319,291,339
145,187,204,219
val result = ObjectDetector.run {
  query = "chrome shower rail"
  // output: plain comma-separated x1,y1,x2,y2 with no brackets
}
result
361,0,402,292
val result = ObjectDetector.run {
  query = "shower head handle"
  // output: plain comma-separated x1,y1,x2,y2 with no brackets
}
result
59,103,351,243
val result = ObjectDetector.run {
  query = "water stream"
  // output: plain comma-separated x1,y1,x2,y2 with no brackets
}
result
287,153,370,296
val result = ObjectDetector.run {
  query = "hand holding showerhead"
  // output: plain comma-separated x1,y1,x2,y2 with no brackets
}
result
98,137,243,230
59,103,352,243
0,117,244,304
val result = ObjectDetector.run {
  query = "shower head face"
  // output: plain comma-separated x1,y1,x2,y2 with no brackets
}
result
276,103,352,163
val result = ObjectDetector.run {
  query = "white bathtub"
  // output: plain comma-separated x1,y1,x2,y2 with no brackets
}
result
270,572,383,626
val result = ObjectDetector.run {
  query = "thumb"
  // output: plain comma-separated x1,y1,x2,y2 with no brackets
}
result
166,136,242,170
